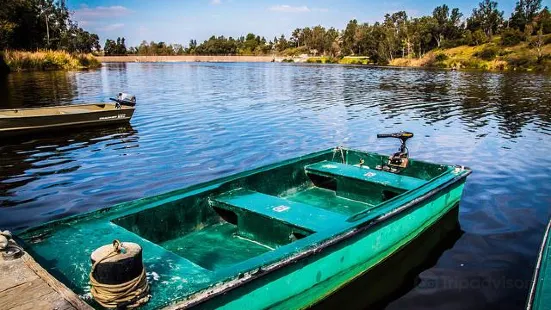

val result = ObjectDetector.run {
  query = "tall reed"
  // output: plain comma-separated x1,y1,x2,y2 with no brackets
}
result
0,50,101,72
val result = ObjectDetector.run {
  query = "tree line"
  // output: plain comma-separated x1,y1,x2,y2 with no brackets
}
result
1,0,549,63
0,0,100,53
105,0,550,65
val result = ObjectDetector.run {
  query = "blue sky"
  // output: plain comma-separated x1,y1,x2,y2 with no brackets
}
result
69,0,518,47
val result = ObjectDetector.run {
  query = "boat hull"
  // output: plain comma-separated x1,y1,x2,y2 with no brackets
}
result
185,180,466,310
527,219,551,310
16,148,470,310
0,103,135,138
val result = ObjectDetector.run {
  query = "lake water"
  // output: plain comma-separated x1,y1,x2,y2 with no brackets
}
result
1,63,551,309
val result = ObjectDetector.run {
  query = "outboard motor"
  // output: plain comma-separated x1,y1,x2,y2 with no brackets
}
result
376,131,414,173
110,93,136,108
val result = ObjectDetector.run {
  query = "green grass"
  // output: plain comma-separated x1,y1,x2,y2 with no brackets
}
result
391,34,551,72
306,56,370,65
339,56,370,65
0,50,101,73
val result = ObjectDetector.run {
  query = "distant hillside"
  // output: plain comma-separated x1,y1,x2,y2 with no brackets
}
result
390,34,551,72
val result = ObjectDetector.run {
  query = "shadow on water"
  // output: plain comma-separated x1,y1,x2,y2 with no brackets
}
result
311,206,463,310
1,63,551,309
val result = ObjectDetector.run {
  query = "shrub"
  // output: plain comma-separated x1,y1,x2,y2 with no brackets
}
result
435,53,448,61
501,28,525,46
498,49,513,56
440,39,462,49
475,46,499,60
472,30,489,46
281,58,294,63
282,46,309,57
325,56,339,64
460,58,487,69
463,30,474,46
507,55,534,69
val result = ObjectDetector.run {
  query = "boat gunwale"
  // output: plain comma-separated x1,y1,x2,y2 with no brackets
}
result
526,218,551,310
14,148,463,236
0,103,134,118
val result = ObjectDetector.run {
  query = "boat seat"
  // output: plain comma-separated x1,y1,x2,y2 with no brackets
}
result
211,188,347,232
305,161,426,191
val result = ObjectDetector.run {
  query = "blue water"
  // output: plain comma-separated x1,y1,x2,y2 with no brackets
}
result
1,63,551,309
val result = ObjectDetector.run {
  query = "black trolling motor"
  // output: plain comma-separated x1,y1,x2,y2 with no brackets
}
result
110,93,136,109
376,131,414,173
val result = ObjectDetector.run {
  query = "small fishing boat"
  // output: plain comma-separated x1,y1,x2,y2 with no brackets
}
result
527,219,551,310
0,93,136,137
16,132,471,309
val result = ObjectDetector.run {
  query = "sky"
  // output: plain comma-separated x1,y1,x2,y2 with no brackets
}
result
68,0,519,47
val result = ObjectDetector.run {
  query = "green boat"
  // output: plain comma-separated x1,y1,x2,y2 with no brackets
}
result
527,219,551,310
16,132,471,309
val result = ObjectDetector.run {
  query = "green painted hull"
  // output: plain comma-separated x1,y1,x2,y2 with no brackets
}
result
527,219,551,310
16,148,471,309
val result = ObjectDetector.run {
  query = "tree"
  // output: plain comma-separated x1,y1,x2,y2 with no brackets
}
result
275,34,289,52
432,5,450,47
104,37,127,55
510,0,542,31
104,39,116,55
291,28,302,47
342,19,359,54
62,25,100,53
468,0,504,37
534,7,551,34
0,0,100,52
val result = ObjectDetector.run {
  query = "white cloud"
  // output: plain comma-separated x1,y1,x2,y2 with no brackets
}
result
97,23,125,31
269,5,310,13
211,0,221,4
73,5,131,19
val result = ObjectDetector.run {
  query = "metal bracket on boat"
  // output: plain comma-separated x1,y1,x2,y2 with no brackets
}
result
375,131,413,173
332,146,346,164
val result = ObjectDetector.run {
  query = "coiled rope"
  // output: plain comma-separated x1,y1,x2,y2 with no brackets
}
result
0,230,23,259
89,240,150,309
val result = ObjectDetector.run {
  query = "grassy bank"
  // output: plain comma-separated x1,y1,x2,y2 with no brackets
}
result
303,35,551,72
0,50,101,73
305,56,370,65
390,35,551,72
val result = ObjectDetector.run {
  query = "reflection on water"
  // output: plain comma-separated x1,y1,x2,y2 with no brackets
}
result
312,206,463,310
1,63,551,309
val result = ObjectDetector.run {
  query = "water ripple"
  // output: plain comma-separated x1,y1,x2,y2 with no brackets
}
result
1,63,551,309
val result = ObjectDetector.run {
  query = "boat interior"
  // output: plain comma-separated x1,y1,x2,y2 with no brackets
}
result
111,149,449,271
0,103,133,117
21,148,453,307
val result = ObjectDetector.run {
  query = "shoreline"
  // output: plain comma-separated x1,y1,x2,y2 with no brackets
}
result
96,54,549,73
97,55,277,63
